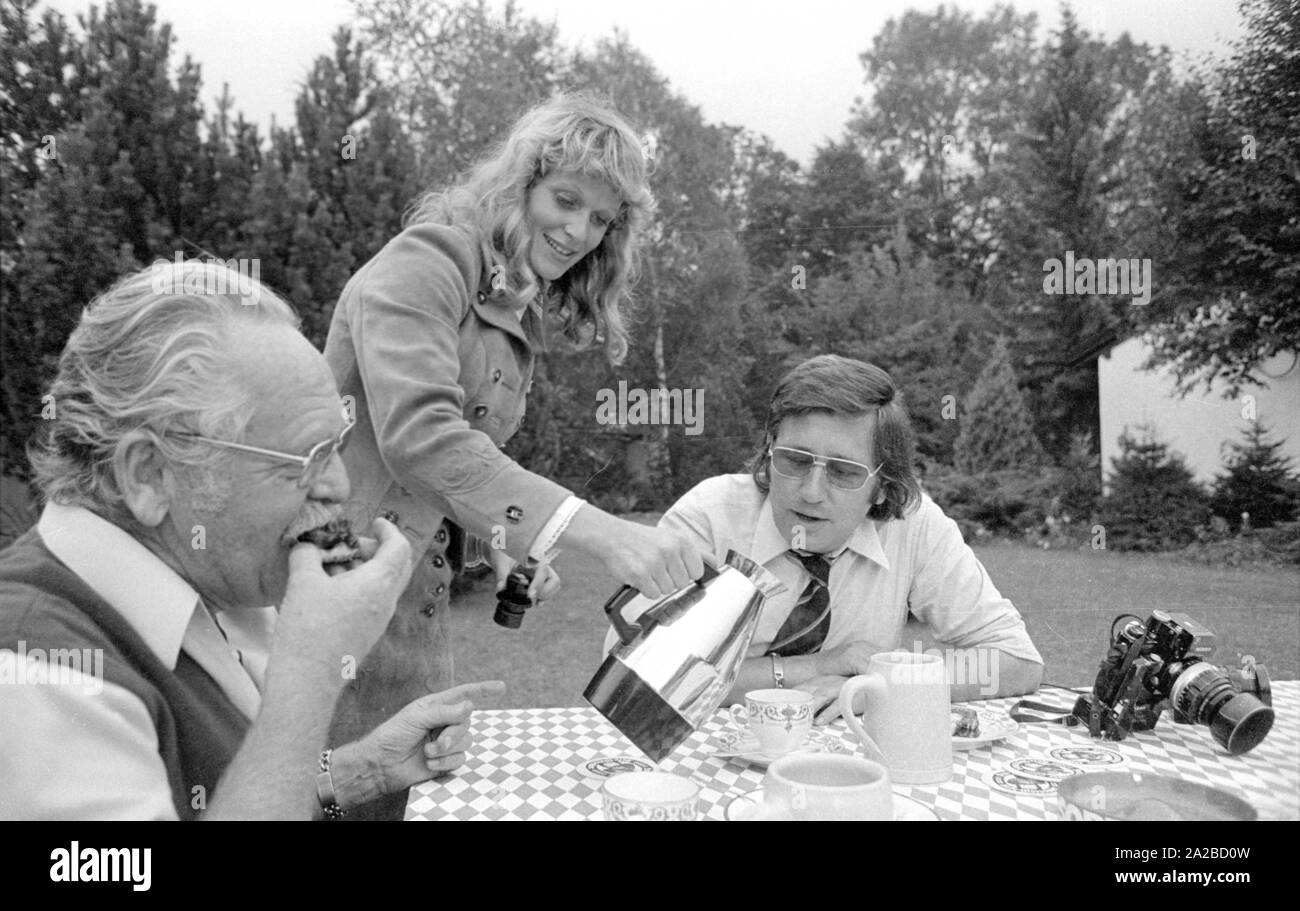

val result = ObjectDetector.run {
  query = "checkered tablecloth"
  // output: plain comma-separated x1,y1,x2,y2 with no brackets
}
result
405,680,1300,821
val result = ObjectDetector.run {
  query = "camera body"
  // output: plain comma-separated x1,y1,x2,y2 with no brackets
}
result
1072,610,1274,754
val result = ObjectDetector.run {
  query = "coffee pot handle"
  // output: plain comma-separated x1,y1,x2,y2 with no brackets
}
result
602,558,720,645
838,674,888,764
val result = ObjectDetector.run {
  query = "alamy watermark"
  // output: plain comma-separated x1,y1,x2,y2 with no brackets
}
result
50,842,151,891
150,252,262,304
890,641,1000,696
0,641,105,696
595,381,704,436
1042,251,1151,306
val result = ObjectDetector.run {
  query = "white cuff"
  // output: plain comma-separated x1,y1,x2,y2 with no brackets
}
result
528,496,587,564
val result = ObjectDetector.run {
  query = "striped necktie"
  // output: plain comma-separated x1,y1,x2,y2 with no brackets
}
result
765,551,832,657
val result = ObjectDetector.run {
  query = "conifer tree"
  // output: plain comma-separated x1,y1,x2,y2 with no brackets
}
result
953,337,1048,473
1097,425,1210,550
1211,423,1300,530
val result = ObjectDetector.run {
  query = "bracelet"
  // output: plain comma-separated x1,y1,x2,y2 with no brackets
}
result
771,654,785,688
316,748,345,820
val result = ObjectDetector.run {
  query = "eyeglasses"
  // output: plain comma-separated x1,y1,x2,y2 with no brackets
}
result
769,445,882,491
177,415,354,489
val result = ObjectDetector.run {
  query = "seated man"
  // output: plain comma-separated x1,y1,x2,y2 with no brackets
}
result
0,261,504,819
610,354,1042,722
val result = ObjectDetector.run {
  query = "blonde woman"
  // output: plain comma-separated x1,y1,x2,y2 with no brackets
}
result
324,94,702,813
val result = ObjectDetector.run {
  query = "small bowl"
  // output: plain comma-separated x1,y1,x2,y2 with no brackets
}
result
1058,770,1257,821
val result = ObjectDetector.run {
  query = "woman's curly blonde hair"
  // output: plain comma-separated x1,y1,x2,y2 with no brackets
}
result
406,92,655,365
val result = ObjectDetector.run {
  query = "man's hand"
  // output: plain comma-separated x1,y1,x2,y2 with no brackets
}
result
350,680,507,801
798,674,853,725
274,516,413,678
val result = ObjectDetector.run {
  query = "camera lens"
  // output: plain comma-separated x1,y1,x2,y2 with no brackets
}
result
1170,663,1274,755
493,570,533,629
493,600,527,629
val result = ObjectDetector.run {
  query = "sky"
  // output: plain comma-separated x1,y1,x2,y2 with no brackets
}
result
38,0,1246,167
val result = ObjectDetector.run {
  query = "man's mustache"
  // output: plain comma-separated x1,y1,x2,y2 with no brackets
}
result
281,502,345,546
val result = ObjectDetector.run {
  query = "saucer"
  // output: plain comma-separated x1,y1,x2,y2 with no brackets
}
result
951,707,1019,750
709,728,849,767
723,788,938,821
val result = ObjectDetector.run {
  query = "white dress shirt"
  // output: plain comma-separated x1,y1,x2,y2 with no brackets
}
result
0,502,274,820
605,475,1042,665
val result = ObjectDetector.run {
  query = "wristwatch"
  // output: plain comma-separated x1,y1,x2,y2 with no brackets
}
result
771,653,785,688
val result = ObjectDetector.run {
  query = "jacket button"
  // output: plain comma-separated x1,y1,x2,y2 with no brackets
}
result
492,368,502,382
434,584,446,595
473,404,488,418
420,601,438,617
431,555,445,568
434,528,447,544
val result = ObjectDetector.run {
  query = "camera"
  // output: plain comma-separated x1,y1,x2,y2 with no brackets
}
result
493,567,535,629
1072,611,1274,755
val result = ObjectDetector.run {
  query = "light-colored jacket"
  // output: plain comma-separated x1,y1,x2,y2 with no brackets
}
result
323,223,572,812
325,222,570,559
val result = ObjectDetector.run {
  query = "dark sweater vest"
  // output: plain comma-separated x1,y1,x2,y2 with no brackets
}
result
0,528,250,819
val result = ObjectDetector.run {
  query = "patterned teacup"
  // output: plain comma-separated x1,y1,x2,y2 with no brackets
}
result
602,771,700,821
729,688,815,755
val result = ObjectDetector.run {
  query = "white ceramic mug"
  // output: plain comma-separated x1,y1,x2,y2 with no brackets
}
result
601,771,700,821
728,688,814,754
837,651,953,785
744,753,894,820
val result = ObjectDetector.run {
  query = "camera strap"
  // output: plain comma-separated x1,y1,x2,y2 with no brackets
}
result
1009,699,1079,726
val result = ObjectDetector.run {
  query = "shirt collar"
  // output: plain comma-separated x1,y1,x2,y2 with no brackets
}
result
37,501,200,669
751,496,892,571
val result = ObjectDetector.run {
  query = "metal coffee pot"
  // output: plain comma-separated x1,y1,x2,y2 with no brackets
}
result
584,549,785,763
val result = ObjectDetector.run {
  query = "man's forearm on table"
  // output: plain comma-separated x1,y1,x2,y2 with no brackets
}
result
948,650,1043,702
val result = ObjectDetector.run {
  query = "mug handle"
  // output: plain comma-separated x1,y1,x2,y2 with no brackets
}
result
838,674,887,764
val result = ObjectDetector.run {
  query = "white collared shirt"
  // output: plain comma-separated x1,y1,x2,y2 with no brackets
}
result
606,474,1041,664
0,503,275,820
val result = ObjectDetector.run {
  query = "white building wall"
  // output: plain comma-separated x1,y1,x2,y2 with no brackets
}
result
1097,337,1300,487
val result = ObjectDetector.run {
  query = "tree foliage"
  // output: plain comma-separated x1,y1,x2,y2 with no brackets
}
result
1210,422,1300,530
1097,426,1211,551
1134,0,1300,393
953,337,1047,473
1,0,1290,542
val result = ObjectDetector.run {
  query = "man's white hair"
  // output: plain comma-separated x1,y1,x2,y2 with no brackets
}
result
30,260,301,512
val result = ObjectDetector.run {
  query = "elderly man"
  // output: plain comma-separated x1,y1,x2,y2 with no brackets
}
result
610,355,1043,721
0,261,503,820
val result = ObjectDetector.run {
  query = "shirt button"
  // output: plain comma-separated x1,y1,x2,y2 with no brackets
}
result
492,368,502,382
420,601,438,617
434,528,447,544
434,584,446,595
431,555,445,568
505,505,523,524
473,404,488,418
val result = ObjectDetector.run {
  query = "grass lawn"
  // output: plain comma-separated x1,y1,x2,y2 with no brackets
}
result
450,516,1300,709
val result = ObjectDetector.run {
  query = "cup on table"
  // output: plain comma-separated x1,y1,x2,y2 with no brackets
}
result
837,650,953,785
601,771,700,821
742,753,893,820
729,688,815,755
